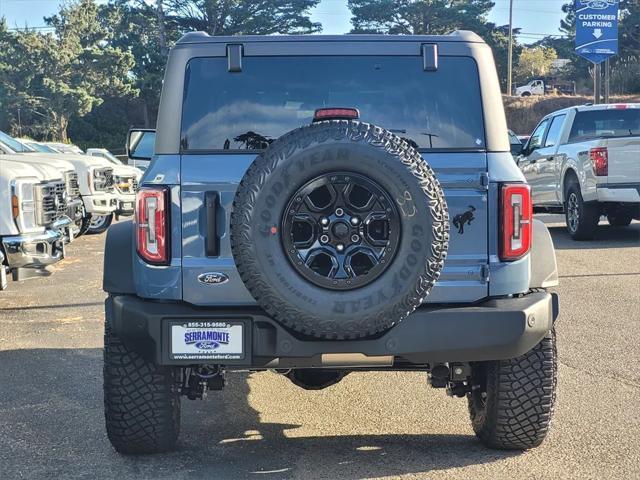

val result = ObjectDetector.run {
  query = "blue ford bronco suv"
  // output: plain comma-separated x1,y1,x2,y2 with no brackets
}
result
103,31,560,454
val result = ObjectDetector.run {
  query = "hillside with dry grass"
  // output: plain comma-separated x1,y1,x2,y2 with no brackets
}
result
504,95,640,135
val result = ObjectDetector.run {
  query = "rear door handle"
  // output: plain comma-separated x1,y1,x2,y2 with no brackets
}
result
205,192,220,257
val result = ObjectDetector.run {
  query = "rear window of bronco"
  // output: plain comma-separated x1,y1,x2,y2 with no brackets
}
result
180,56,485,152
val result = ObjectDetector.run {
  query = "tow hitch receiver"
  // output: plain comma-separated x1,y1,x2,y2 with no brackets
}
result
429,362,472,397
179,366,226,400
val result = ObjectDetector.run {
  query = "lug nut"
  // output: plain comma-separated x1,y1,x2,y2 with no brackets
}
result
320,234,329,244
336,243,345,252
320,217,329,226
351,234,359,242
335,208,344,217
350,217,359,225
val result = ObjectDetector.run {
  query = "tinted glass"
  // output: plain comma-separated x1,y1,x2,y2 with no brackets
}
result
569,108,640,142
528,119,549,151
544,114,566,147
129,131,155,159
0,131,26,152
181,56,485,151
28,142,57,153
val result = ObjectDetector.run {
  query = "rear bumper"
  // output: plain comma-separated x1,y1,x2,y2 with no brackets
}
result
106,291,559,367
596,183,640,203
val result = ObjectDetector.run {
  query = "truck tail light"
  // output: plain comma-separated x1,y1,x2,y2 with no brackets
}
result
136,186,169,264
500,184,532,261
590,147,608,176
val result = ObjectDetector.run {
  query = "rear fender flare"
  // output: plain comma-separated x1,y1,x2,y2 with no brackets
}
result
103,220,136,294
530,219,558,289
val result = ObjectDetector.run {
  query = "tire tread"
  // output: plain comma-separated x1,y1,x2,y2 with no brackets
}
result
469,328,557,450
103,323,180,454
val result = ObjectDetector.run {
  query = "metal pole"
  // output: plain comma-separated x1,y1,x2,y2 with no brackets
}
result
593,62,601,104
506,0,514,95
604,58,610,103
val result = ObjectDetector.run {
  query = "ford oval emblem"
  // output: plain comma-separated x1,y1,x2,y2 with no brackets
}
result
198,272,229,285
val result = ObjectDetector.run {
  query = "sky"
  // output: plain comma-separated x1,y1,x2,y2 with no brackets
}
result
0,0,568,44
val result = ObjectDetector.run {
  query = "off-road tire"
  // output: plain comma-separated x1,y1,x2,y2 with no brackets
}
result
607,210,633,227
88,213,114,235
564,183,599,240
231,120,449,339
468,327,557,450
104,321,180,454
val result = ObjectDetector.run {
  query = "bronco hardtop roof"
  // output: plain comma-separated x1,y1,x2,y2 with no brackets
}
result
156,29,509,154
176,30,485,45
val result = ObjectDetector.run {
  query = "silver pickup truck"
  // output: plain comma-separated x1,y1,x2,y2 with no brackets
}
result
517,104,640,240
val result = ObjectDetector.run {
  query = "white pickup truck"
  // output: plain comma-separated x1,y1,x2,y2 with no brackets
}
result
0,132,119,235
85,148,142,233
0,159,70,288
517,103,640,239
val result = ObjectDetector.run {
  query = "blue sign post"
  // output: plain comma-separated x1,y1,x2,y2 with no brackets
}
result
575,0,619,64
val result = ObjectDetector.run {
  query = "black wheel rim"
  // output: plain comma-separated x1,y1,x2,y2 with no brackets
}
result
282,172,401,290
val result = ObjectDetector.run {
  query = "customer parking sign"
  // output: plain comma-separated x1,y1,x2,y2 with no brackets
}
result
574,0,619,64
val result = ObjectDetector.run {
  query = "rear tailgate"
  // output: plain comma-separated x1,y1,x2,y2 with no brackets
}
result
175,42,495,307
604,136,640,186
180,152,489,306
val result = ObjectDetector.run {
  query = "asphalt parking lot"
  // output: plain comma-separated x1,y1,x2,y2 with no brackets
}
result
0,216,638,480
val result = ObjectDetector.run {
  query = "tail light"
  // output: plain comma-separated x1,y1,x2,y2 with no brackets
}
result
590,147,608,176
313,107,359,122
136,186,169,264
500,184,532,261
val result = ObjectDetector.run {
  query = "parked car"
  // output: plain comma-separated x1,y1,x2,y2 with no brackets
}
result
514,77,576,97
86,148,121,162
0,133,84,239
0,133,119,235
0,158,70,288
42,142,84,155
81,148,142,233
19,140,60,154
517,103,640,239
102,31,560,454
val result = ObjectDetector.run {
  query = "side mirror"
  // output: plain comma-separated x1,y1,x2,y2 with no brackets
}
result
510,142,524,156
126,128,156,161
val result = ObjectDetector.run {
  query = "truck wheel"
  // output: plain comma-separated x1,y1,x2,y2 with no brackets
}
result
468,327,557,450
88,213,114,235
564,184,599,240
607,211,633,227
104,322,180,454
76,214,92,237
231,120,449,339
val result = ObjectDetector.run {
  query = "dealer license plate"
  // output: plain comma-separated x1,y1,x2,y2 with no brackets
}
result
170,321,244,360
121,202,133,210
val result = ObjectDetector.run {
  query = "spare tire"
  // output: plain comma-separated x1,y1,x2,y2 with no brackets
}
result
231,121,448,339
